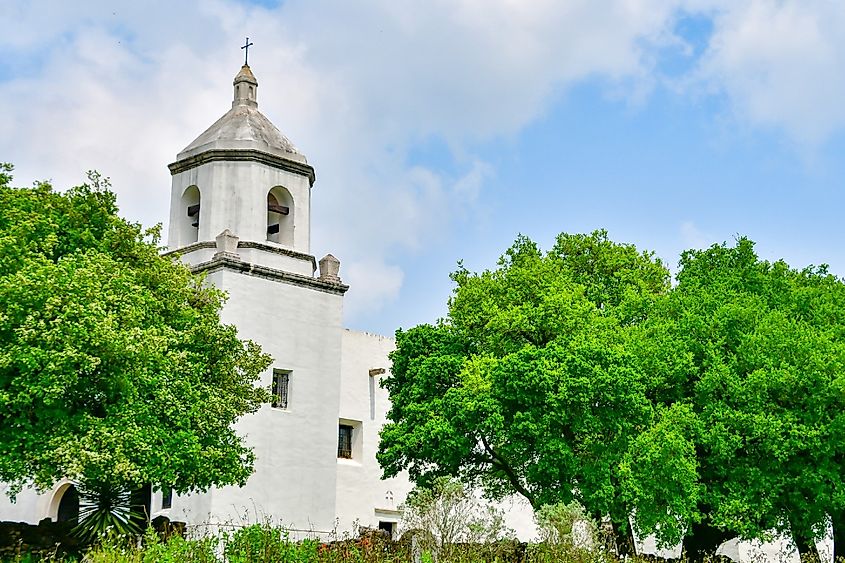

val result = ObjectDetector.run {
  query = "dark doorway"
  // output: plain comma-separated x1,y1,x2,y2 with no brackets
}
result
130,483,152,529
56,485,79,523
378,520,395,539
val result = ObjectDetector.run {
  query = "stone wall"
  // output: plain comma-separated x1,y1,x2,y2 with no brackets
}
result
0,519,80,560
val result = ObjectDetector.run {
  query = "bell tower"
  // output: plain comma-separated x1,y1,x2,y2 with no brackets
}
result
163,61,347,533
166,63,318,277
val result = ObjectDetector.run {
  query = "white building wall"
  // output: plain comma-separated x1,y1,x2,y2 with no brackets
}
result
333,330,537,541
0,487,47,524
176,268,344,535
335,330,413,537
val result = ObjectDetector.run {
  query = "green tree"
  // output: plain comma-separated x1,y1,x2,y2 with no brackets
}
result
0,165,271,533
378,231,671,554
626,238,845,560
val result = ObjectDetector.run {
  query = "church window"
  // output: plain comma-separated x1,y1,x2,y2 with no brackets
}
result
267,186,293,246
272,370,290,409
338,424,353,459
161,487,173,509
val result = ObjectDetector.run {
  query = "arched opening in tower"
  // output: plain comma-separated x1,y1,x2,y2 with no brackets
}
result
180,185,201,245
267,187,293,246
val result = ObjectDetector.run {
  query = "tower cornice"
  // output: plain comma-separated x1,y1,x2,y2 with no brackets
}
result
191,253,348,295
168,148,316,186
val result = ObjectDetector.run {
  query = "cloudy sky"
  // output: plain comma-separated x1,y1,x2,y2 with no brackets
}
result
2,0,845,335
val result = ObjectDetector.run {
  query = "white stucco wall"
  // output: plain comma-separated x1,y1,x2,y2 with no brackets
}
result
333,330,537,541
173,268,344,535
335,330,413,537
175,245,315,277
0,485,51,524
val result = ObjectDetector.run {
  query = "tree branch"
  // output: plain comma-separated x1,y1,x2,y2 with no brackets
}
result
480,435,537,509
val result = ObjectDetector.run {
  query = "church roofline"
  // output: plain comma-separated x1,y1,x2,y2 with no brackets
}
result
191,253,348,295
163,239,319,271
168,148,316,186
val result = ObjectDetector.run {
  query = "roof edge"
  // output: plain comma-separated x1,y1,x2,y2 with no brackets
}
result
191,254,348,295
168,149,316,186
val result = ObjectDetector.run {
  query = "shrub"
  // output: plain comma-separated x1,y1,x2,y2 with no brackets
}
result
401,477,514,561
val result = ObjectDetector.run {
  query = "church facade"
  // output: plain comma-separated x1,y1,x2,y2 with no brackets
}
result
0,63,416,538
159,62,414,537
0,63,822,561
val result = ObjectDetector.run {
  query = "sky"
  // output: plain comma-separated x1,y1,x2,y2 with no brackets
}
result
2,0,845,336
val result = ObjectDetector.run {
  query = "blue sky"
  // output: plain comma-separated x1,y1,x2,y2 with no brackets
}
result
2,1,845,335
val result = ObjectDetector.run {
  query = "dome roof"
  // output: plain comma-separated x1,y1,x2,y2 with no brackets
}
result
176,65,306,163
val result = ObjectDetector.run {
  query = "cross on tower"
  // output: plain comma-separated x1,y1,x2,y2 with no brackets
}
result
241,37,254,66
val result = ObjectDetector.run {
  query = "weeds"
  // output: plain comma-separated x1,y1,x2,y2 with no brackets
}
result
7,524,830,563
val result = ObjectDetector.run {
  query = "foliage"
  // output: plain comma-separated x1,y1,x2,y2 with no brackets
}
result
0,521,646,563
379,231,670,547
0,165,271,505
82,527,218,563
618,403,701,547
224,524,320,563
379,230,845,558
401,477,513,560
534,501,597,550
622,238,845,557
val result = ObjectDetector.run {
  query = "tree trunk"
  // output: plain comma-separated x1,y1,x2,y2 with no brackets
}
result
610,520,637,558
792,531,820,562
831,509,845,563
789,515,820,562
683,521,731,562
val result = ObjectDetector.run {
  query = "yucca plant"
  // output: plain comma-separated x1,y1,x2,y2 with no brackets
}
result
73,481,143,544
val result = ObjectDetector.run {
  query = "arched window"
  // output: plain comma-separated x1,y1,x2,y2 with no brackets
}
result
180,185,201,245
267,186,294,246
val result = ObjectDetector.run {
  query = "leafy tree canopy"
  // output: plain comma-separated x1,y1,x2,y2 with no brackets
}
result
625,238,845,558
379,230,670,551
380,231,845,559
0,164,271,500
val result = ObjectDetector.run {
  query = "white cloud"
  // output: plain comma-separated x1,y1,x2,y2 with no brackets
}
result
342,260,404,320
693,0,845,145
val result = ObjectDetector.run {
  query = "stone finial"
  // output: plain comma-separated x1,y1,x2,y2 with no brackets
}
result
233,64,258,108
215,229,240,259
318,254,341,283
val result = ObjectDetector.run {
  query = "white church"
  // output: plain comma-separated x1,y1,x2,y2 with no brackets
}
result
0,62,825,561
0,62,534,541
156,61,418,537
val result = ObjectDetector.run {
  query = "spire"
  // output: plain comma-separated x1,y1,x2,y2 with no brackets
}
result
233,64,258,108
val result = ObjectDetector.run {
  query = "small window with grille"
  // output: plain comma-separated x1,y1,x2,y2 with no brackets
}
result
272,370,290,409
161,487,173,510
338,424,353,459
